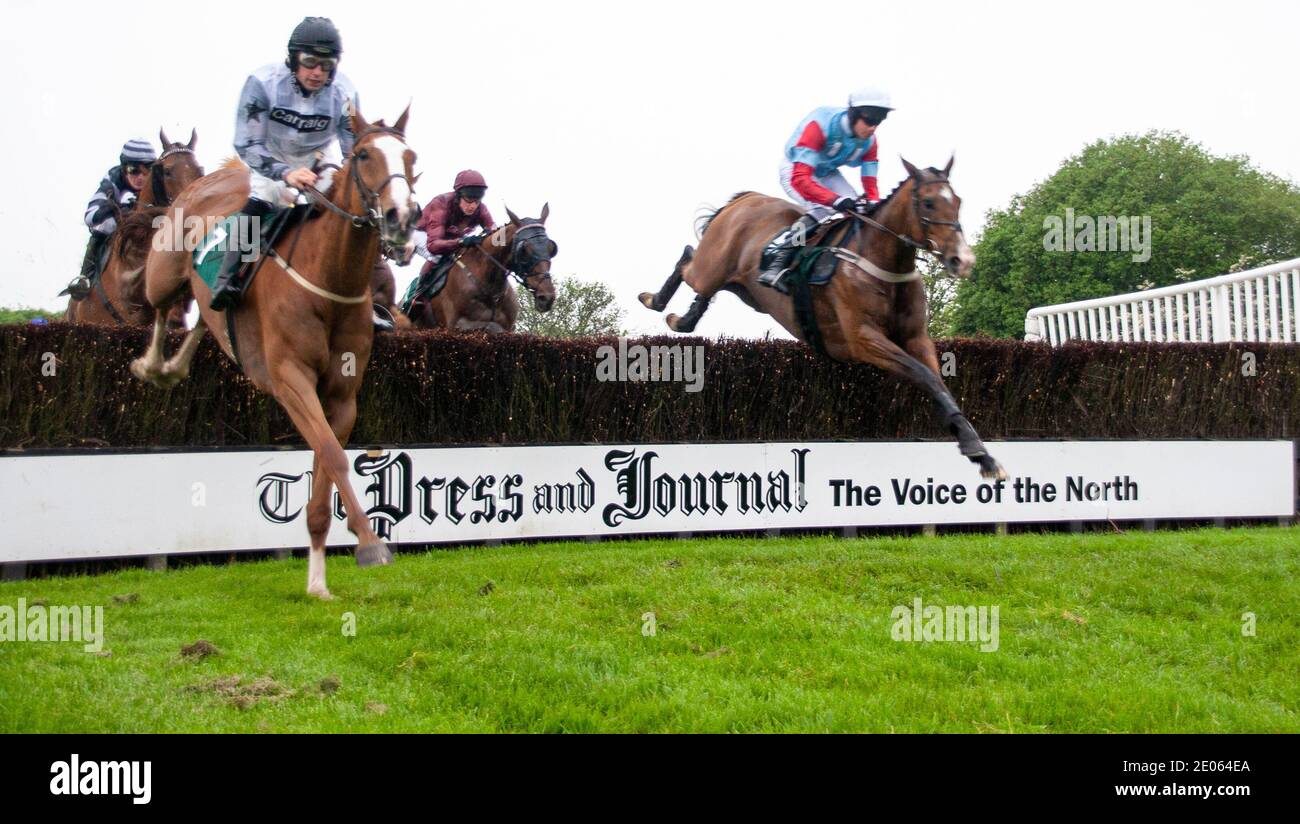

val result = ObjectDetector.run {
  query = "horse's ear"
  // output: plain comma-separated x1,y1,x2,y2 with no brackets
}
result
187,129,197,150
159,128,170,148
943,153,954,177
411,172,422,186
901,157,920,178
539,202,549,224
347,100,368,138
505,205,521,225
393,103,410,136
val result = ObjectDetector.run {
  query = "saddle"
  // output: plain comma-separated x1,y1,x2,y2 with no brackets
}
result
759,215,858,286
192,205,307,294
399,254,456,313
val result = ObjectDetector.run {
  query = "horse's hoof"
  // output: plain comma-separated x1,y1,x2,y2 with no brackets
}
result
129,359,153,383
638,292,661,311
978,456,1008,481
307,586,335,601
666,313,680,331
356,542,393,568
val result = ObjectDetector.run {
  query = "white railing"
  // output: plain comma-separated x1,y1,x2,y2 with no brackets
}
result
1024,257,1300,344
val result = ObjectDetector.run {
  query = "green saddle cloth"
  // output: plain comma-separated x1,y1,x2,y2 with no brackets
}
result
193,209,293,290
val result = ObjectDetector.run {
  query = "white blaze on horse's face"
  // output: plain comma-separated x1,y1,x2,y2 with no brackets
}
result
372,135,418,251
954,231,975,278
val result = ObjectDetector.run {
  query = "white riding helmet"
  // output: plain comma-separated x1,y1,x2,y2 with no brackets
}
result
848,85,894,111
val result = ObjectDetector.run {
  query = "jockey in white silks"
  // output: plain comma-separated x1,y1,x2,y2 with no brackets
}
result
209,16,359,311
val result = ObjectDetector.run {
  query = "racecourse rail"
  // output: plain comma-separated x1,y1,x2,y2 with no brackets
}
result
1024,257,1300,345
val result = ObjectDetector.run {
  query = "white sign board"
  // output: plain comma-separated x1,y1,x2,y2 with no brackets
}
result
0,441,1293,562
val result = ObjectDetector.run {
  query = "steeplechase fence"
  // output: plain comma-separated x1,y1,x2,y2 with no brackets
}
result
0,324,1296,575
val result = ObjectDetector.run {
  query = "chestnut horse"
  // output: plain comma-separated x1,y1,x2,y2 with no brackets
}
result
408,205,557,331
66,129,203,329
130,107,420,598
639,157,1006,479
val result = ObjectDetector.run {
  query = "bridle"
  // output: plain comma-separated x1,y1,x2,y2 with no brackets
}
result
306,125,416,233
148,144,201,207
845,171,964,256
464,222,555,298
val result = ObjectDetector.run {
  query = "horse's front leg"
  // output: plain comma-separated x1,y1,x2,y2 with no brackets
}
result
851,325,1006,480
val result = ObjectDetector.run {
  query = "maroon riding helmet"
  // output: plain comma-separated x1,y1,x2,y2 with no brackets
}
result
454,169,487,200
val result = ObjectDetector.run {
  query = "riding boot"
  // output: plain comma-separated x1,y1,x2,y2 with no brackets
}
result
758,213,820,292
62,232,108,300
210,198,274,311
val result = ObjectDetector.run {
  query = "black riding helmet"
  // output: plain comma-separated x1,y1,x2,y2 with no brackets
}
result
286,17,342,84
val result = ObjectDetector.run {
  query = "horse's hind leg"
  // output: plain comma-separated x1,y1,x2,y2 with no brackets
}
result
639,245,693,312
667,293,712,333
129,311,170,384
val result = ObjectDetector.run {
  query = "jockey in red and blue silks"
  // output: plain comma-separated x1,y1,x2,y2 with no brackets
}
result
760,86,894,291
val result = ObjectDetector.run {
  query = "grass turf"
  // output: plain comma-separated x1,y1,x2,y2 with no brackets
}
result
1,527,1296,732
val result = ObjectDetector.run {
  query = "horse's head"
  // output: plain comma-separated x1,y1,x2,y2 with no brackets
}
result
900,156,975,278
347,105,420,264
153,128,204,205
502,204,557,313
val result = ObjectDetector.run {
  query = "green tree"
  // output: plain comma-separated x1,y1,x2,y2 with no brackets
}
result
953,131,1300,337
921,257,959,338
515,275,627,337
0,306,58,324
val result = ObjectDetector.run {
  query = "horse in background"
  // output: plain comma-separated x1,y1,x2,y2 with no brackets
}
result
407,205,557,332
66,129,203,329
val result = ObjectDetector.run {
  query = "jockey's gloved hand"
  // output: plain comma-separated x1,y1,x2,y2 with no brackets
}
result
459,235,484,247
832,196,860,214
120,191,137,206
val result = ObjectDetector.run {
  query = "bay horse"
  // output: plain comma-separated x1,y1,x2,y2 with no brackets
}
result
129,107,421,599
369,256,411,330
639,157,1006,480
408,205,557,332
66,129,203,329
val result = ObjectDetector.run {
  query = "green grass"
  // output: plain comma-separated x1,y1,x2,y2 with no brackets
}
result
1,527,1297,732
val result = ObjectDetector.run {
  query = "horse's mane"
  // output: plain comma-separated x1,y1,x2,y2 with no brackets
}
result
110,206,166,269
696,191,762,239
879,167,946,205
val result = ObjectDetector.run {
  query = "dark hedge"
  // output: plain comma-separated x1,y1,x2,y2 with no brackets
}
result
1,323,1297,449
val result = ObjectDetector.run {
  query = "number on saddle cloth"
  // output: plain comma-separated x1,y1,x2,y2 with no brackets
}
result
192,207,297,292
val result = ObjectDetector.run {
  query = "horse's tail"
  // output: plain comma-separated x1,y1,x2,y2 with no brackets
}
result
695,191,762,240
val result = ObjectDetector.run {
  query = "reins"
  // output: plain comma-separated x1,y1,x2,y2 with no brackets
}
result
832,171,964,281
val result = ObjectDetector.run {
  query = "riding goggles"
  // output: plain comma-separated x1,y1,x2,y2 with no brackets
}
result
298,53,338,72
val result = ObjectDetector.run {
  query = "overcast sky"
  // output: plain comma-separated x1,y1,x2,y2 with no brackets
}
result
2,0,1296,338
